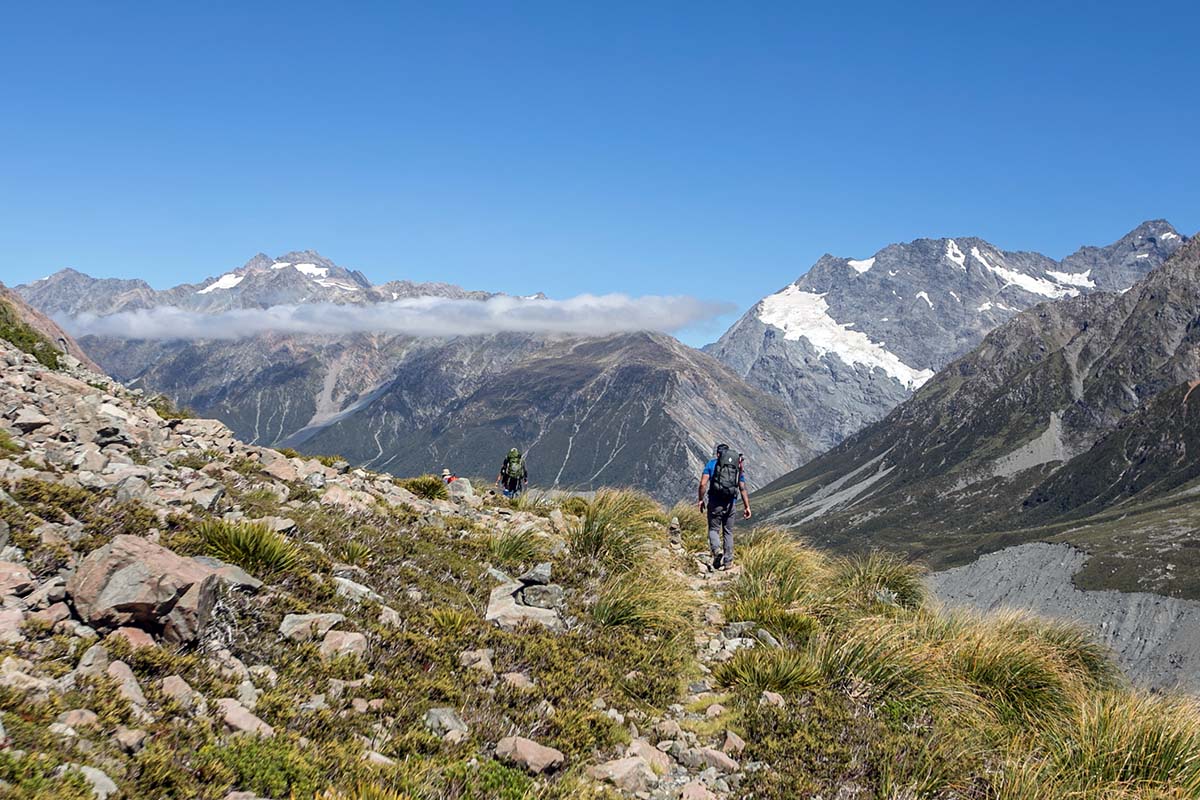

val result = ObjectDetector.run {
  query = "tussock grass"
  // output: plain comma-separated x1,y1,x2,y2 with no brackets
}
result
568,488,660,571
398,474,450,501
715,647,822,694
668,501,708,551
992,610,1121,690
511,489,553,513
591,563,693,633
197,520,302,579
0,429,22,454
488,528,544,567
831,550,927,611
725,528,828,621
811,621,948,707
335,539,374,567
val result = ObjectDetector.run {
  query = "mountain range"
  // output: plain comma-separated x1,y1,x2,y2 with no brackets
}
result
756,233,1200,599
17,253,812,501
707,220,1184,449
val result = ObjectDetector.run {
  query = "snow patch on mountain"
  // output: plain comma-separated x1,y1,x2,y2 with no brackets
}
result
945,239,966,268
916,291,933,308
1046,269,1096,289
847,257,876,274
197,273,246,294
271,262,291,270
971,247,1078,299
293,263,331,278
1163,232,1180,241
757,285,934,389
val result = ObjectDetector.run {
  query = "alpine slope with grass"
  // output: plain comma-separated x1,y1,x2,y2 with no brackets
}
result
4,279,1200,799
15,259,813,503
707,220,1184,451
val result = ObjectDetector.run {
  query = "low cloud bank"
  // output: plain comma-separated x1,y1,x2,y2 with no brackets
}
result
62,294,732,340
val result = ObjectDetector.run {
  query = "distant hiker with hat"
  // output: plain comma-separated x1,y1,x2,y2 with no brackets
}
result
496,448,528,498
441,468,457,485
698,443,750,570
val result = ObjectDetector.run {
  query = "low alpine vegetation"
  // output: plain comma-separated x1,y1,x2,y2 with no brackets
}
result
196,519,303,579
591,563,693,633
488,528,544,567
567,488,661,571
398,474,450,501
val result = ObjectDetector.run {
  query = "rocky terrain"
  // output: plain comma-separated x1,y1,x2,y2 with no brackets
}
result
16,255,813,502
707,221,1185,450
5,289,1200,798
757,234,1200,598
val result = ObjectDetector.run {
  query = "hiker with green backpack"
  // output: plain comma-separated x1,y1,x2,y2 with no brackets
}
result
496,447,529,498
698,443,751,571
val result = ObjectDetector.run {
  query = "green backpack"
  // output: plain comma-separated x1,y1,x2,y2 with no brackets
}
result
502,449,525,481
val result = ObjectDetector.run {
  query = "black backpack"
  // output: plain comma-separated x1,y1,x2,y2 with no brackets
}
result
710,447,741,499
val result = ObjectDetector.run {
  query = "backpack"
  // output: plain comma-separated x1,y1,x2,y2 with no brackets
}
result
501,450,525,481
710,447,741,499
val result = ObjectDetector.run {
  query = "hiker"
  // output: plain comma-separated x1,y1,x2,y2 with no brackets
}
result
698,443,751,570
495,448,528,498
441,468,457,485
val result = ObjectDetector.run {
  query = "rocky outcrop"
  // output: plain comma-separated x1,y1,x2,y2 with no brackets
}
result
68,535,218,644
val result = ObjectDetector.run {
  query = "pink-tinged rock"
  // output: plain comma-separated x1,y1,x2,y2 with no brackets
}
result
29,602,71,626
279,612,344,641
587,756,659,793
722,728,746,754
0,562,35,596
680,781,719,800
626,738,672,775
320,630,367,660
57,709,99,728
680,746,739,773
0,608,26,644
216,697,274,737
262,458,299,483
160,674,206,714
495,736,565,774
110,626,157,650
67,535,218,644
113,726,148,753
760,690,785,707
106,660,147,707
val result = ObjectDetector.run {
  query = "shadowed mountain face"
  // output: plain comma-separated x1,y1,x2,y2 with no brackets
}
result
756,235,1200,598
19,256,813,501
708,221,1184,450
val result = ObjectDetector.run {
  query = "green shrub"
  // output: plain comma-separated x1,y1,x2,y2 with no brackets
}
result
568,489,660,571
196,735,322,798
715,647,822,694
196,519,302,579
0,429,21,454
399,474,450,501
0,298,61,369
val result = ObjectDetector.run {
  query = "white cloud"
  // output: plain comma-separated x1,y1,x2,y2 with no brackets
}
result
62,294,733,341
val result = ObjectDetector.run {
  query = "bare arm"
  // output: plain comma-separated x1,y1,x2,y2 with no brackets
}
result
740,482,752,519
697,474,709,509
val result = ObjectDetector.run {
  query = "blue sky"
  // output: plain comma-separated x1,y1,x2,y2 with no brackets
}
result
2,1,1197,344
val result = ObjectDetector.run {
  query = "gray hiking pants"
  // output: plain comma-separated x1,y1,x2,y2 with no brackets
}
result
707,496,736,564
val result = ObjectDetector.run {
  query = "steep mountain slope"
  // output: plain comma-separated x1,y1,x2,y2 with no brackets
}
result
708,221,1184,449
18,256,812,500
757,235,1200,596
0,283,100,370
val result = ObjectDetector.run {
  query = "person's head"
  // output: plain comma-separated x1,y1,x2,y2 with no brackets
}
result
509,448,520,459
715,443,729,457
442,468,452,478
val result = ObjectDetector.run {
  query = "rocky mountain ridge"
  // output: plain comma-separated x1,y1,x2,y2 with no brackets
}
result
756,234,1200,598
708,220,1186,449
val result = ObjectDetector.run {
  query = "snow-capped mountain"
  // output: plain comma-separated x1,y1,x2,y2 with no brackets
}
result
707,220,1185,450
19,250,498,317
15,254,813,501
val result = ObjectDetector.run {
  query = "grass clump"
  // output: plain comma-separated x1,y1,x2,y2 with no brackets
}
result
568,488,660,571
0,429,21,455
715,647,822,694
592,564,693,633
831,550,927,611
488,528,544,567
197,519,302,579
398,474,450,501
335,539,374,567
147,393,195,420
725,527,828,621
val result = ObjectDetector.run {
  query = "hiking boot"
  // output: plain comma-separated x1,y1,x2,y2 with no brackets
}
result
719,557,733,571
712,554,723,571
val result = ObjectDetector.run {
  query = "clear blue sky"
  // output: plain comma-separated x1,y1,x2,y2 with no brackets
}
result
2,1,1197,344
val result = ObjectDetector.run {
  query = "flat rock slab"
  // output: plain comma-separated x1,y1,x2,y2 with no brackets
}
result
485,582,563,632
279,613,345,641
495,736,565,774
587,756,659,793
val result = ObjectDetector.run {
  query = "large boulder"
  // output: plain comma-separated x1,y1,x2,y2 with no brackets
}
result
495,736,565,774
67,535,218,644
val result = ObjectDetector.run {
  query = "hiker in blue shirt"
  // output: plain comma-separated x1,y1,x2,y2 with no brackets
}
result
697,443,751,571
